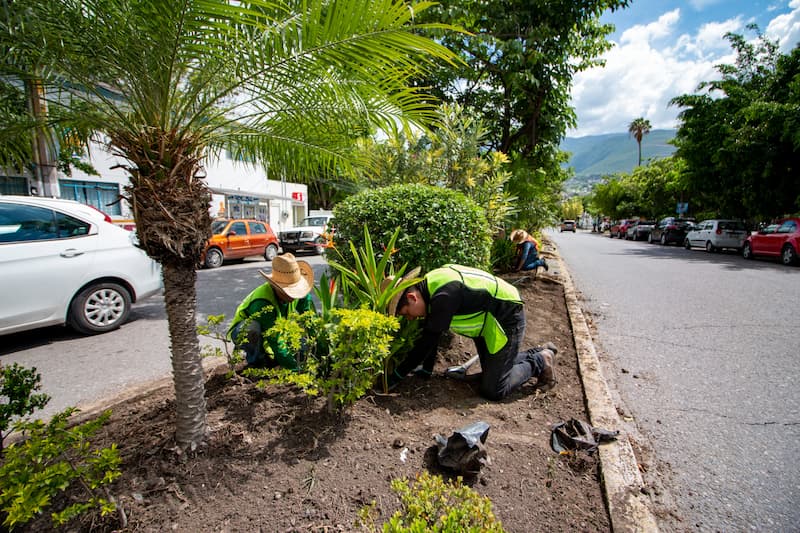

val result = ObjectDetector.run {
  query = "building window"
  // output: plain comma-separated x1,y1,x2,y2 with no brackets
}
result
59,180,122,216
0,175,28,196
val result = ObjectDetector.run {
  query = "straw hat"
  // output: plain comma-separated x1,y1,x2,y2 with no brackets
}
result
259,253,314,300
511,229,529,244
383,266,422,316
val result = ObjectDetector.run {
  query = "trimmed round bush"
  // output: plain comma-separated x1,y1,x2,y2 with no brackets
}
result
332,184,491,274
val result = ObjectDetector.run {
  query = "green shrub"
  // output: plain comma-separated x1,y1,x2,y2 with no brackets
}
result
0,408,123,530
245,308,399,413
1,363,50,451
358,471,505,532
332,184,492,274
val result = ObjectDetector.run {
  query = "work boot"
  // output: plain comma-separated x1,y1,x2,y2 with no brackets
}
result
542,258,549,271
535,349,557,392
542,341,558,356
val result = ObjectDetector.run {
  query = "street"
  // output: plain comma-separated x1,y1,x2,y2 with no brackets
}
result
0,254,331,421
550,229,800,531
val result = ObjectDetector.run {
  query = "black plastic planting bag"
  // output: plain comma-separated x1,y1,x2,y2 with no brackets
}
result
550,418,619,455
434,421,490,475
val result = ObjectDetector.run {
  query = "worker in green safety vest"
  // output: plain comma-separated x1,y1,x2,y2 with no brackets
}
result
387,264,557,400
227,253,316,369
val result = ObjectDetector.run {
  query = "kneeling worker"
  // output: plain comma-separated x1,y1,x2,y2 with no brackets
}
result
387,264,557,400
227,253,316,369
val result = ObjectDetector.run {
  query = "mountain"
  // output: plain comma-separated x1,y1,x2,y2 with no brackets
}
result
560,129,677,194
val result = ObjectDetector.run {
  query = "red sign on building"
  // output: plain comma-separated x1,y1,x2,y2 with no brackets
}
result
291,192,303,201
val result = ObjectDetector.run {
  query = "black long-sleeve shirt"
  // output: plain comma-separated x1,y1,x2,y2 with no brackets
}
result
395,278,522,376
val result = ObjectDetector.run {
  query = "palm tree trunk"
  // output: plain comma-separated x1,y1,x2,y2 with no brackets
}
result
637,140,642,166
162,262,208,449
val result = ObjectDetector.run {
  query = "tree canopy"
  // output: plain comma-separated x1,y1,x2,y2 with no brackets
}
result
671,27,800,220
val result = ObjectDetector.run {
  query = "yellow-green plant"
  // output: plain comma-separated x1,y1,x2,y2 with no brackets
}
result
0,408,123,530
358,471,505,532
327,225,422,392
246,308,399,413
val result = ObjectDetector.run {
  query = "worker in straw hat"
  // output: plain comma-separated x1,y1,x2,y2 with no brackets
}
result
227,253,316,369
510,229,548,272
385,263,557,400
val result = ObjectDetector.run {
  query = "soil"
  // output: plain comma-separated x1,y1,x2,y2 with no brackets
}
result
20,256,610,532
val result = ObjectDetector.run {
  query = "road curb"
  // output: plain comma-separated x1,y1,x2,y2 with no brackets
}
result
551,247,660,532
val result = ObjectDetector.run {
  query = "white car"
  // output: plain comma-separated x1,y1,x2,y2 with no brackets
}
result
684,219,748,253
0,195,162,336
278,214,334,255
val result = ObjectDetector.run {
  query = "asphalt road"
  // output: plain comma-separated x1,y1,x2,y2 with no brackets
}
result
550,229,800,531
0,254,331,421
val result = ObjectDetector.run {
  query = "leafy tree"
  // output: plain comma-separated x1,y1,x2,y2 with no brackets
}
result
4,0,456,450
560,197,583,221
415,0,631,227
355,104,517,232
628,117,652,166
671,27,800,220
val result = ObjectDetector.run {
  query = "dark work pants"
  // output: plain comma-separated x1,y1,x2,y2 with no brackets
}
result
476,306,547,401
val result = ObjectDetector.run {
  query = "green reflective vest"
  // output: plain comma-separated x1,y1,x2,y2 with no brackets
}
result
426,265,522,354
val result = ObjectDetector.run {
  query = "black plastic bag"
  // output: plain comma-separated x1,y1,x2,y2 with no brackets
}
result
433,421,490,475
550,418,619,455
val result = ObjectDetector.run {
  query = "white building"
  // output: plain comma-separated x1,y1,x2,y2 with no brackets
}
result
1,140,310,234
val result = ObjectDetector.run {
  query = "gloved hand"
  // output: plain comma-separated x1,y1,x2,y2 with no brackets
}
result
414,367,432,379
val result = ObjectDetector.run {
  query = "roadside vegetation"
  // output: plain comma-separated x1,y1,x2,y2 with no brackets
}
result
585,28,800,224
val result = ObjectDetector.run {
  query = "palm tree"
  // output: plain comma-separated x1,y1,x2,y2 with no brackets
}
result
628,117,652,166
6,0,455,450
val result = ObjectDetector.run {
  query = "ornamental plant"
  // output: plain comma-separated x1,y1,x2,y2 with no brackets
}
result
246,308,398,413
0,363,50,451
0,408,124,530
357,471,506,532
327,225,422,392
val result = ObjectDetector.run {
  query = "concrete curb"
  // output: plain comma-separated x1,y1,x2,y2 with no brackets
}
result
551,249,660,532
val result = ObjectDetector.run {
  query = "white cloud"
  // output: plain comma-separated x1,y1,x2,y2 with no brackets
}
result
568,3,800,137
766,1,800,52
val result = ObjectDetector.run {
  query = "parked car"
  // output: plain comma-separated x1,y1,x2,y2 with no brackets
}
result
560,219,576,232
279,214,334,254
742,218,800,265
684,219,747,252
617,219,638,239
0,195,162,336
626,220,655,241
649,217,696,245
609,218,634,238
202,218,279,268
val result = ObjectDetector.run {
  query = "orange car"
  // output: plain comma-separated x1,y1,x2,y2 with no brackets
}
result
202,219,279,268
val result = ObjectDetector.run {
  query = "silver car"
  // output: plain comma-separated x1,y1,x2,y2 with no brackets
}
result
684,219,748,252
0,195,162,336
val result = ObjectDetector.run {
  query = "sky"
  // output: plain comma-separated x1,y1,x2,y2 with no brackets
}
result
569,0,800,137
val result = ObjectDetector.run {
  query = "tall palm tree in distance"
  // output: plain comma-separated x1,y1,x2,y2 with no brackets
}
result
4,0,456,451
628,117,652,166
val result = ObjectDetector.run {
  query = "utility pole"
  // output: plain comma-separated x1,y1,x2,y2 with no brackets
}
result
26,77,59,197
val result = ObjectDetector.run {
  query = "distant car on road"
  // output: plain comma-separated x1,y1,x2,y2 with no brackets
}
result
742,218,799,265
560,220,576,232
0,195,162,336
201,218,279,268
684,219,747,252
649,217,696,245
